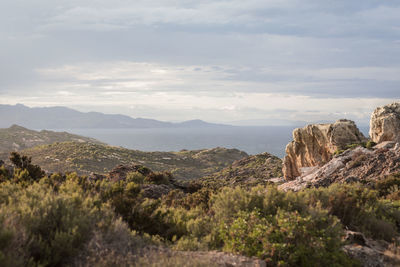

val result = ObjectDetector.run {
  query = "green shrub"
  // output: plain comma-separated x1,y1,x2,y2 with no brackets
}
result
302,183,400,241
219,208,353,266
145,172,172,185
162,188,211,210
9,152,44,182
375,173,400,200
0,180,115,266
366,140,377,149
127,171,146,184
0,165,10,183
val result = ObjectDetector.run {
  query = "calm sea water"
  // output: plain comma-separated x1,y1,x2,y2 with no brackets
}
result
59,125,370,158
59,126,300,158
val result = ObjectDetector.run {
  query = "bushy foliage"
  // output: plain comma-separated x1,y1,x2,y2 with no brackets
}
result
0,154,399,266
0,178,115,266
374,173,400,200
301,183,400,241
208,186,355,266
219,209,351,266
9,152,44,182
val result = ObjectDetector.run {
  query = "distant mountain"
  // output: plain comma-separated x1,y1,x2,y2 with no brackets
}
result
0,124,102,159
176,119,228,128
0,104,229,129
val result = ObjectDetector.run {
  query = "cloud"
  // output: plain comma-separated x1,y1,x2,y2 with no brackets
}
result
32,61,400,99
0,0,399,124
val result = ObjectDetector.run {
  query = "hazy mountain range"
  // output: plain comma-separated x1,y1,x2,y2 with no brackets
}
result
0,104,228,129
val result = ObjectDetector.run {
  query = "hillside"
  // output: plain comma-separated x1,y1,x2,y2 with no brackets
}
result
0,104,228,129
0,125,102,160
20,142,248,180
201,152,283,188
1,103,400,266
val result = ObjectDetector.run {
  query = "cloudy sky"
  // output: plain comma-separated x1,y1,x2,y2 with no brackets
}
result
1,0,399,125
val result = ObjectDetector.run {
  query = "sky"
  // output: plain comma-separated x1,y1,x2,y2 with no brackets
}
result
1,0,399,126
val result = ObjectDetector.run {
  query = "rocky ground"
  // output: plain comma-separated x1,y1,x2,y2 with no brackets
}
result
279,142,400,191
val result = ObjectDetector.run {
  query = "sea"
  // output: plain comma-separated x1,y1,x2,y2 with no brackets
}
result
60,125,370,158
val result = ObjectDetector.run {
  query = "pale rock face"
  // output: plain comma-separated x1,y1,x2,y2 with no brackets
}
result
283,119,366,180
279,144,400,191
370,102,400,143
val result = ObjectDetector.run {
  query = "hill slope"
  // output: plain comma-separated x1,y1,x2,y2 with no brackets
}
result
201,152,283,188
0,125,102,160
20,142,248,180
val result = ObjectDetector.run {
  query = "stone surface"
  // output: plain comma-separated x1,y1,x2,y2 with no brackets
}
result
341,231,399,267
279,145,400,192
283,119,366,180
370,102,400,144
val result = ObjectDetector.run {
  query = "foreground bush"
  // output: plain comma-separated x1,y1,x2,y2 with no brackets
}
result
0,179,115,266
0,156,399,266
219,209,352,266
301,183,400,241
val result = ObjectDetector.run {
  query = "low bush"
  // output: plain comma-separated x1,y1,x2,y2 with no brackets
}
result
375,173,400,200
301,183,400,241
1,155,399,266
0,180,115,266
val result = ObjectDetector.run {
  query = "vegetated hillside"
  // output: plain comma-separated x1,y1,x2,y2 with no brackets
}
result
0,125,102,160
1,154,399,266
201,152,283,188
21,142,248,180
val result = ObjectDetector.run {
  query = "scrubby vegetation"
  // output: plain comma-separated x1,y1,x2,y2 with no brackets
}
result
0,152,400,266
18,142,247,180
334,140,377,156
201,152,283,189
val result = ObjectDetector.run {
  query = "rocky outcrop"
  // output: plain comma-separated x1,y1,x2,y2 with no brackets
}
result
343,231,393,267
370,102,400,143
279,143,400,191
283,119,366,180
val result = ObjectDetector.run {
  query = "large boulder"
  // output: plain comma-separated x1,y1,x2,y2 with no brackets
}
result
370,102,400,143
283,119,366,180
279,143,400,191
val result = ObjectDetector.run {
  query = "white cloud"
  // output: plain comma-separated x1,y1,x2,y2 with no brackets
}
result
1,0,400,125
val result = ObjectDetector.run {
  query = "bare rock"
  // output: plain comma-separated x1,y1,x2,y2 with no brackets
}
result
345,231,368,246
283,119,366,180
370,102,400,143
279,144,400,192
374,141,396,150
342,231,392,267
343,244,385,267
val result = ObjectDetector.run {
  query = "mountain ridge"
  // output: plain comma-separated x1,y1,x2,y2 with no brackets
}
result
0,104,229,129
